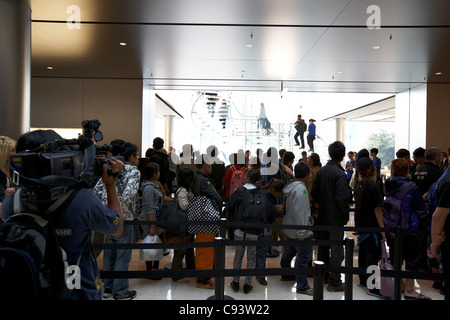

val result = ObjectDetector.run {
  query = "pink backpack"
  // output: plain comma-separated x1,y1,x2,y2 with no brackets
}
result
229,165,247,196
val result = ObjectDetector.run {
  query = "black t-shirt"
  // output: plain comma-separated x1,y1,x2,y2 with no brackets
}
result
413,162,443,195
354,179,384,228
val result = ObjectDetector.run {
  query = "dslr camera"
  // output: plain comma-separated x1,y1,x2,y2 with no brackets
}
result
9,120,124,202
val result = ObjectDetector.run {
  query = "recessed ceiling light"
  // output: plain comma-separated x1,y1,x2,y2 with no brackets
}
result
46,66,54,70
337,71,343,74
436,72,443,75
372,46,381,50
246,44,253,48
119,42,127,46
145,68,151,71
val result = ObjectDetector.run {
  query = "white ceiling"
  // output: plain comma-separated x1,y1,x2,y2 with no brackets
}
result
30,0,450,94
323,95,395,122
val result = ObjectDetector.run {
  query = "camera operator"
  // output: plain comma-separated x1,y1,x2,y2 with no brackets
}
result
93,140,141,300
1,129,125,300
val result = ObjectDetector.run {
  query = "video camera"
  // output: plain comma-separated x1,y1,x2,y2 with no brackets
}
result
9,120,124,202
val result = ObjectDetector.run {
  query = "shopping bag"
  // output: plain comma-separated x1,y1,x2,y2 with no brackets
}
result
187,196,220,234
139,235,163,261
379,240,394,299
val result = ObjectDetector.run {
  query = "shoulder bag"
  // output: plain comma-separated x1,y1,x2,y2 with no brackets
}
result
187,196,220,234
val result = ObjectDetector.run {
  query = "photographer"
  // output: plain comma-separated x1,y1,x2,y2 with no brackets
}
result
93,141,141,300
1,129,125,300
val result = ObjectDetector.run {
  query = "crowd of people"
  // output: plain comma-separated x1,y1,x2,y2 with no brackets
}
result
0,131,449,301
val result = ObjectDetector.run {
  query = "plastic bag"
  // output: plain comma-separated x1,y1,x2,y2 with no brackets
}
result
139,235,163,261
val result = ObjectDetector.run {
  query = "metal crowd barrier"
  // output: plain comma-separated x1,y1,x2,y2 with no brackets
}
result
95,218,445,301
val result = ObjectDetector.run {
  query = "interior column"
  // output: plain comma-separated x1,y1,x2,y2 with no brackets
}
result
0,0,31,139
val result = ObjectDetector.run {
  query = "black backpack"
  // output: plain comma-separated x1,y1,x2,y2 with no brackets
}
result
234,188,269,235
0,188,78,300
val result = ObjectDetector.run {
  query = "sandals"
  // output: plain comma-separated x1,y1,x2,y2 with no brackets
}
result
196,280,215,289
404,293,432,300
296,288,314,296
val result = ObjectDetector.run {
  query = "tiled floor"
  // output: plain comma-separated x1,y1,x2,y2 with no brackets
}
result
97,241,445,301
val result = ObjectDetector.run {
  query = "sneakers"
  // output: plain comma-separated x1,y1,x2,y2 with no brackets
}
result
230,281,239,292
280,275,296,281
256,277,267,286
243,284,253,294
113,290,137,300
103,288,113,299
230,281,253,294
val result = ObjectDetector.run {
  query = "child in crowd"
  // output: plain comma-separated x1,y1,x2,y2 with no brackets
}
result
281,162,314,295
255,178,285,286
227,169,276,294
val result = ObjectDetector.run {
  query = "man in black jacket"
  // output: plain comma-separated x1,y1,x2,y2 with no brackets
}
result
293,115,307,148
311,141,352,292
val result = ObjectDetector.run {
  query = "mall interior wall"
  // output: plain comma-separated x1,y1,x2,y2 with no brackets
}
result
426,83,450,151
30,77,143,149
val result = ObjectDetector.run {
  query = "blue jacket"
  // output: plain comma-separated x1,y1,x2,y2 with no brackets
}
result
308,123,316,136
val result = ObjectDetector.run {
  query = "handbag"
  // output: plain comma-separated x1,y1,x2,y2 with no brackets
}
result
139,235,163,261
379,240,394,299
187,196,220,234
157,195,188,236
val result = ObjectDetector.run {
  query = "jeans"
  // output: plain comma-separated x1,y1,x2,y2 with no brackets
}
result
256,234,270,280
281,236,313,291
294,131,305,147
103,223,134,295
307,135,315,151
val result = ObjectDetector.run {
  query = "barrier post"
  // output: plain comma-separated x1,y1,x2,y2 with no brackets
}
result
393,227,403,300
313,261,325,300
344,237,354,300
207,236,234,300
